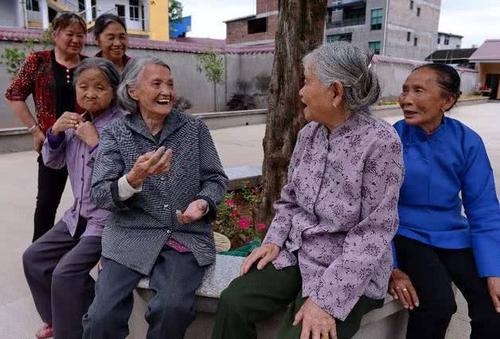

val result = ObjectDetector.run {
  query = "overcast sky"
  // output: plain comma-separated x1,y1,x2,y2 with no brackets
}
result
181,0,499,48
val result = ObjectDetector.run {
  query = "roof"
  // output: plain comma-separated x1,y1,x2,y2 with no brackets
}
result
0,27,273,55
438,32,464,39
469,39,500,62
425,48,477,62
224,14,256,23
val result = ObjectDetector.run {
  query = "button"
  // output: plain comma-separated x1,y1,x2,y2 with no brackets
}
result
66,69,70,73
163,204,169,209
166,230,172,234
160,177,165,181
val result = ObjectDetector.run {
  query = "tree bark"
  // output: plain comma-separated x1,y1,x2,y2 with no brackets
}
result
259,0,327,225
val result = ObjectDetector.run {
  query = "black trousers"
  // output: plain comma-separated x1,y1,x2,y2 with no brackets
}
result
394,235,500,339
34,155,67,241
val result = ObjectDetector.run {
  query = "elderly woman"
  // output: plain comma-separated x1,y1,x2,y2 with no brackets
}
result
93,13,130,71
82,57,228,339
5,12,87,241
212,42,404,339
22,57,121,339
389,64,500,339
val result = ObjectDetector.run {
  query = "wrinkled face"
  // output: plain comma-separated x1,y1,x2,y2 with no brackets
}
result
299,62,333,123
399,68,454,133
53,22,85,56
76,68,114,116
129,64,176,118
96,22,128,64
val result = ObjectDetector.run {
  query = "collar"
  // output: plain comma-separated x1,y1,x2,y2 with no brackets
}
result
123,109,188,144
89,106,122,128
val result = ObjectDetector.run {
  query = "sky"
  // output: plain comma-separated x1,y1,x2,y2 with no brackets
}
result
180,0,499,48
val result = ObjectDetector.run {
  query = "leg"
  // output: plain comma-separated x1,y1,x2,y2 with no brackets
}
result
144,248,205,339
22,221,77,324
394,235,457,339
277,295,383,339
82,257,142,339
51,235,101,339
211,263,302,339
438,248,500,339
33,155,67,241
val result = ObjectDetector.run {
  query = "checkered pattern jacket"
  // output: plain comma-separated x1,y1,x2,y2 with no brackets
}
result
91,109,228,275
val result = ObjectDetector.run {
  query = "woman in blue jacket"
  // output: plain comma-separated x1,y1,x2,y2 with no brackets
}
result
389,63,500,339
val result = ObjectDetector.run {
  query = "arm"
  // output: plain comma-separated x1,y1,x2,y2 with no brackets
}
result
309,137,404,321
41,128,67,169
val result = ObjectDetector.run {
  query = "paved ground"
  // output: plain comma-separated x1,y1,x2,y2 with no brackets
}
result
0,102,499,338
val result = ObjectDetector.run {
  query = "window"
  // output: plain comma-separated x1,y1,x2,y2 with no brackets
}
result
369,41,381,55
371,8,383,30
26,0,40,11
407,32,411,42
130,0,139,21
417,7,421,16
78,0,85,12
414,37,418,46
327,33,352,43
437,37,441,44
248,17,267,34
410,1,414,10
115,4,125,22
444,37,449,45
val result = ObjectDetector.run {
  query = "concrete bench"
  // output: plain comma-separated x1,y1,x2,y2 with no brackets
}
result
126,254,408,339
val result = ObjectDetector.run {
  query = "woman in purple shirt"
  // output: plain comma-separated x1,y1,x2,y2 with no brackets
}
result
22,58,121,339
212,42,404,339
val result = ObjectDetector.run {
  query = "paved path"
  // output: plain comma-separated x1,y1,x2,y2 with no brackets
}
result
0,102,499,338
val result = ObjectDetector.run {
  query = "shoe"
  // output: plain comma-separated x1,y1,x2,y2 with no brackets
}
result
35,323,53,339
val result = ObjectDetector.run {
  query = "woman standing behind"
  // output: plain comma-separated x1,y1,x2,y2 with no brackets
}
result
389,64,500,339
93,13,130,71
5,12,87,241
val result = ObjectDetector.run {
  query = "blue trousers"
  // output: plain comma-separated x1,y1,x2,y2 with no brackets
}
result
82,247,205,339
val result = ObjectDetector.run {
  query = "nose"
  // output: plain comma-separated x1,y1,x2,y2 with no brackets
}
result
399,92,411,107
298,86,304,97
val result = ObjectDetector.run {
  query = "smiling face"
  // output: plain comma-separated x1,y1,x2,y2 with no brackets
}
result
75,68,114,116
96,21,128,65
53,22,86,57
128,63,176,119
298,62,335,124
399,67,455,134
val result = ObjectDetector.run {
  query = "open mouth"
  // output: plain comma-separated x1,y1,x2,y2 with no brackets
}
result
156,98,171,105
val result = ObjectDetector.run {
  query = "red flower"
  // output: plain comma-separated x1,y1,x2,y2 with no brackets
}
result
256,223,266,231
226,199,236,207
231,209,239,218
238,217,251,230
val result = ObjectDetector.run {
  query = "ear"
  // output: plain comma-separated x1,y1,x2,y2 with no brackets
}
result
127,85,139,101
329,81,345,108
441,94,456,112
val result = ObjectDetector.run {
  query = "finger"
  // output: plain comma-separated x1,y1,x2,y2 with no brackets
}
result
241,250,262,275
152,150,173,174
408,285,420,308
389,287,398,300
396,289,409,308
256,251,273,270
312,327,322,339
330,326,338,339
489,290,500,313
401,288,415,309
300,322,311,339
292,308,303,326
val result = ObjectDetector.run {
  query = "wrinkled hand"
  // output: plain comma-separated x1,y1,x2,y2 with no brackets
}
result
240,243,279,275
389,268,420,310
52,111,83,135
487,277,500,313
126,147,173,188
176,199,208,224
293,298,337,339
75,121,99,147
32,127,45,153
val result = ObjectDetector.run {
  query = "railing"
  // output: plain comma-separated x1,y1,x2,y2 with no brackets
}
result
326,17,365,28
48,0,79,12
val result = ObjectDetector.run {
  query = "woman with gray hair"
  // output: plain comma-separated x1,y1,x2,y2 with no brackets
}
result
82,57,228,339
22,57,121,339
212,42,404,339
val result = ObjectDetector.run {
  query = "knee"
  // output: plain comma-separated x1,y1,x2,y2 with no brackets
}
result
417,296,457,321
22,244,42,275
218,285,249,314
150,297,193,320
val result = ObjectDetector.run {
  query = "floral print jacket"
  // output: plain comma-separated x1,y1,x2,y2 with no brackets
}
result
263,112,404,321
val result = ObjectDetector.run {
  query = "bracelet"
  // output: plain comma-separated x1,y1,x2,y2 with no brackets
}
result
28,123,39,133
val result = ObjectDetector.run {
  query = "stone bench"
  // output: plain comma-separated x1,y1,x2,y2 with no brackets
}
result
126,254,408,339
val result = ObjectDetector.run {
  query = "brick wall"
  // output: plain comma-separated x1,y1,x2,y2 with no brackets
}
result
256,0,279,14
226,14,278,45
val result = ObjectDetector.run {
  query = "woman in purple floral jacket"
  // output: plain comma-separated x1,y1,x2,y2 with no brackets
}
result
212,42,404,339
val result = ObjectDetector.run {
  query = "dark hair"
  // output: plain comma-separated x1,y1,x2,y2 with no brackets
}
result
52,12,86,33
93,14,127,40
413,63,461,111
74,57,120,105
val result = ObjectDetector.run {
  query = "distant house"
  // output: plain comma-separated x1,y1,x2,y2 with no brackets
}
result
0,0,170,41
469,39,500,100
425,48,477,69
436,32,463,50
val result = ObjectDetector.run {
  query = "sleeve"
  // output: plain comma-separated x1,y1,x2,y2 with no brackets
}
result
41,128,67,169
461,135,500,277
4,52,38,101
262,128,306,248
194,120,228,222
90,126,131,212
308,136,404,320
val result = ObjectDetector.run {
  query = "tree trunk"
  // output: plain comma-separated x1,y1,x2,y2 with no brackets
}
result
258,0,327,225
213,83,217,111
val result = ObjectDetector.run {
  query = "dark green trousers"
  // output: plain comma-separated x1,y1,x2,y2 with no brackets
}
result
211,264,384,339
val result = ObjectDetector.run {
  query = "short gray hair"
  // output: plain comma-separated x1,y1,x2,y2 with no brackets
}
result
74,57,120,103
117,57,171,113
303,42,380,112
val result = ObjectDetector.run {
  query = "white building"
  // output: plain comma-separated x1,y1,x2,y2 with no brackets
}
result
436,32,463,50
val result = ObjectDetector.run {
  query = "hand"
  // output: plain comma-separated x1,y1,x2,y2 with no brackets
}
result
31,127,45,153
52,111,83,135
487,277,500,313
389,268,420,310
126,147,173,188
75,121,99,147
293,298,337,339
176,199,208,224
240,243,280,275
